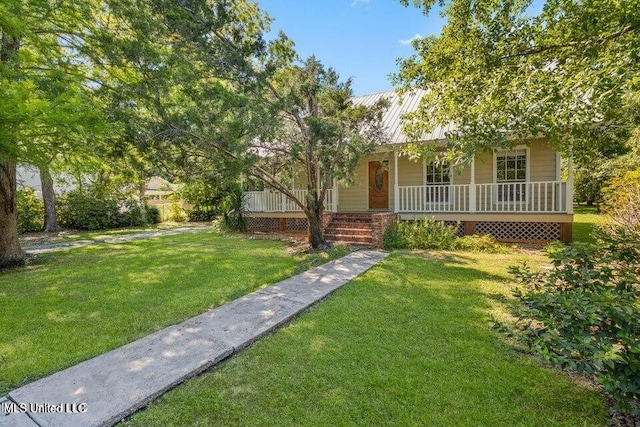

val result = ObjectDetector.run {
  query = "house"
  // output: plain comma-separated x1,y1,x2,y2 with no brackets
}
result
243,90,574,246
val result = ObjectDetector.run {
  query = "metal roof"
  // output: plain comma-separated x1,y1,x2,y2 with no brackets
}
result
351,89,452,145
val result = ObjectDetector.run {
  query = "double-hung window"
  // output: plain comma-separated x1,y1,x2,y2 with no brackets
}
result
425,161,450,203
495,149,527,202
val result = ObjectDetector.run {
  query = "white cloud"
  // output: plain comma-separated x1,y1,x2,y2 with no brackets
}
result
399,33,422,45
351,0,371,7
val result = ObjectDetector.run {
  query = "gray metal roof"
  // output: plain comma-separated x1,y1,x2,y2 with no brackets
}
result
352,89,452,144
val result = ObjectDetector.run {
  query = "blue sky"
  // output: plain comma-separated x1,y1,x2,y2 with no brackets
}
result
257,0,445,96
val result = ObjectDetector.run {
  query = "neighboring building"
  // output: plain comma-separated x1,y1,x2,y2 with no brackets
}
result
243,90,574,246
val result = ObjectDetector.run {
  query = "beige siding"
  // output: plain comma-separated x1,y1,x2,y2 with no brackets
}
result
338,153,395,212
529,139,558,181
336,138,559,212
397,155,423,186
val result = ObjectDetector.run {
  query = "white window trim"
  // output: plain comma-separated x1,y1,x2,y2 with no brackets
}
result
493,146,530,204
423,159,452,205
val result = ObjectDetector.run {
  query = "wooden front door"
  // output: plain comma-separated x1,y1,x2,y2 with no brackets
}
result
368,161,389,209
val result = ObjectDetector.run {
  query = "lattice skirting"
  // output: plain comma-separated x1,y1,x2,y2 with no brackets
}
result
442,221,465,237
285,218,309,231
475,221,561,242
246,217,309,231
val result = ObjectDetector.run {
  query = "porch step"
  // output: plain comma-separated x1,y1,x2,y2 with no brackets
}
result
326,227,373,236
324,233,374,245
325,213,375,245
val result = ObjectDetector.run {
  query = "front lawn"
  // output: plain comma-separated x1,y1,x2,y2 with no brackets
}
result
0,232,335,395
573,204,604,243
125,251,605,426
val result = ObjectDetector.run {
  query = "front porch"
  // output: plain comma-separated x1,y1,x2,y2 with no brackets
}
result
243,139,575,244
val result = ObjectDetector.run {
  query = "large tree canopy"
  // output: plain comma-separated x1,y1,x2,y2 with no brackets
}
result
395,0,640,165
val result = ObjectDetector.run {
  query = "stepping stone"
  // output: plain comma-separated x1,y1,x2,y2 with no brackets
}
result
9,326,232,427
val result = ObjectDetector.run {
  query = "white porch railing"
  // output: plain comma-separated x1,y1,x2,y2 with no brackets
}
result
398,181,569,213
244,189,336,212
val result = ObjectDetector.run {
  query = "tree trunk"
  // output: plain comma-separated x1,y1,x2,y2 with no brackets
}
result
306,203,328,250
39,165,61,232
0,161,25,266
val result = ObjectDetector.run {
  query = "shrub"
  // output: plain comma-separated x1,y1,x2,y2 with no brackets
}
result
146,205,161,224
58,190,121,230
168,201,187,222
507,206,640,414
220,185,247,231
118,199,148,228
382,219,457,250
188,207,216,222
600,169,640,215
453,234,509,253
16,187,44,233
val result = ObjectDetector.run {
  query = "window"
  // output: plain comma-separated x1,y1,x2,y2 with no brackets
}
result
425,161,450,203
495,149,527,202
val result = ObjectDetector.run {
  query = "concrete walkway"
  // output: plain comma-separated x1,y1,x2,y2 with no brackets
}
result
23,226,212,255
1,250,387,427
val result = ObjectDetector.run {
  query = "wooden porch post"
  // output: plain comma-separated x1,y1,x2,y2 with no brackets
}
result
394,151,400,213
332,177,339,212
469,156,476,213
567,153,574,214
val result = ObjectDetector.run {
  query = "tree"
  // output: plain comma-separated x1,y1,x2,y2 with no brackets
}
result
395,0,640,165
95,2,388,249
1,0,105,266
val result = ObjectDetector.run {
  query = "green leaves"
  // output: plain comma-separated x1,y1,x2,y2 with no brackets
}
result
396,0,640,163
508,224,640,414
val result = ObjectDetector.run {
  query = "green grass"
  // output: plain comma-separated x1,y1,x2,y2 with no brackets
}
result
573,204,604,243
0,232,341,395
19,222,203,247
125,251,605,426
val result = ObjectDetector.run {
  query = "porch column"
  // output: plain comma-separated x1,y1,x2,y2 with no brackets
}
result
567,154,574,214
469,156,477,213
394,151,399,213
332,177,339,212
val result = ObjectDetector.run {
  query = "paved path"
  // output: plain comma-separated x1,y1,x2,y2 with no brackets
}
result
1,250,387,427
23,226,213,255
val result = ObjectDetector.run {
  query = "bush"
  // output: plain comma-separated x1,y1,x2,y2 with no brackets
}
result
58,190,121,230
16,187,44,233
188,207,216,222
146,205,161,224
168,201,187,222
118,199,148,228
383,219,457,250
600,169,640,215
507,209,640,414
220,185,247,231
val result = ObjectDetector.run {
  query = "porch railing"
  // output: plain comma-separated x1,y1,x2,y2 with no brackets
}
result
244,189,336,213
398,181,568,213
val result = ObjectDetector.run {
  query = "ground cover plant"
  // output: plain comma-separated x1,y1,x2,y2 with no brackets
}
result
0,232,338,395
124,252,605,426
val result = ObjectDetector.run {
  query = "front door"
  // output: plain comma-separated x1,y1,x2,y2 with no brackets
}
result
368,161,389,209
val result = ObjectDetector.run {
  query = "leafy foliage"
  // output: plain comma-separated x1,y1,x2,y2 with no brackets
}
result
508,212,640,413
396,0,640,165
383,219,508,252
145,205,161,224
16,188,44,233
220,185,247,232
57,189,149,230
383,219,457,250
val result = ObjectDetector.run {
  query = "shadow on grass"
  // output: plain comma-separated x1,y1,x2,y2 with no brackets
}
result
124,251,605,427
